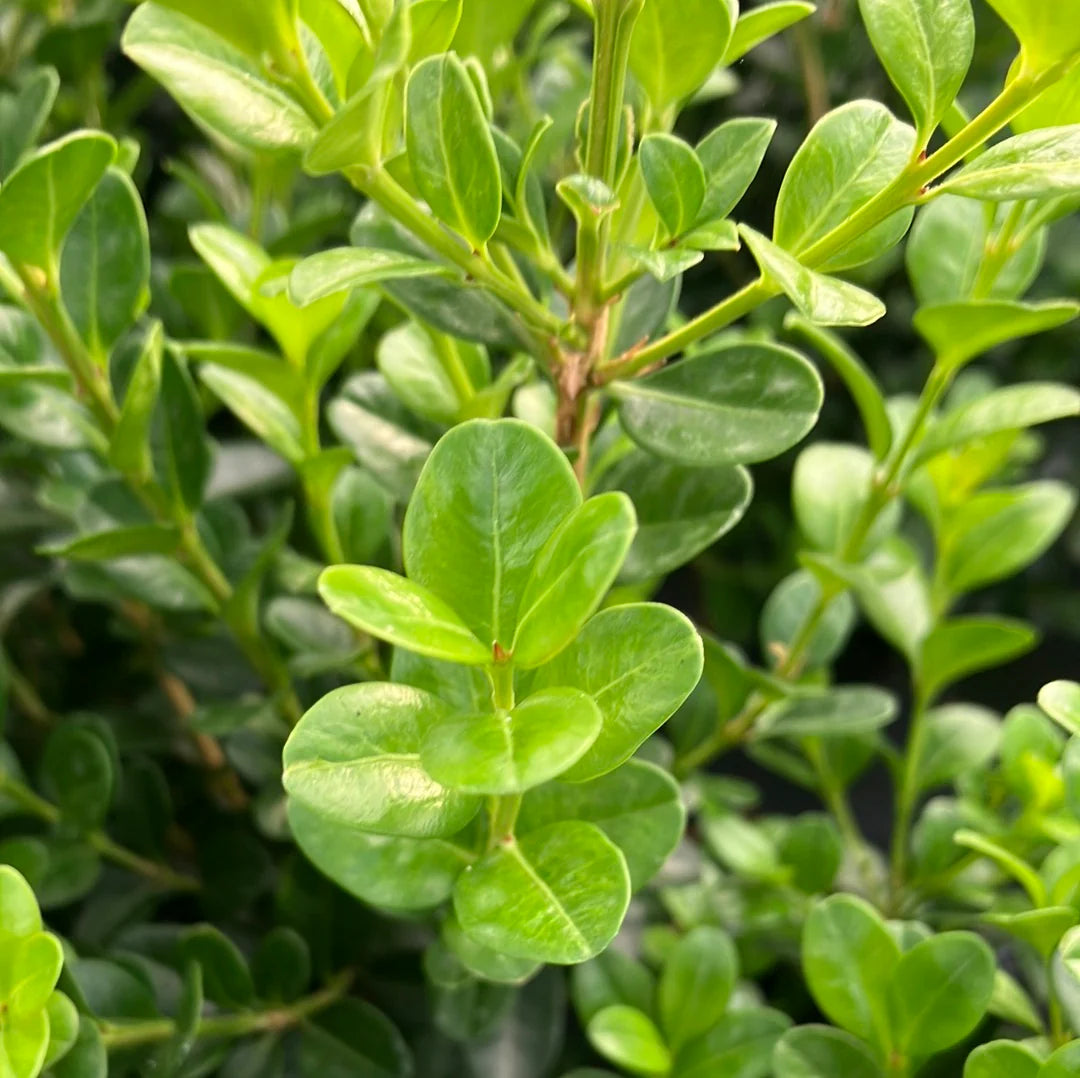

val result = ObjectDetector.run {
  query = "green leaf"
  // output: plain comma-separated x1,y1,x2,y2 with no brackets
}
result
402,419,580,650
742,227,886,327
889,932,995,1055
50,1018,106,1078
511,493,636,669
964,1042,1042,1078
762,570,856,670
1051,926,1080,1036
680,219,740,253
622,246,704,283
611,339,824,466
1041,1042,1080,1078
159,349,211,515
0,68,59,182
629,0,737,111
757,686,897,741
318,565,491,665
984,0,1080,70
857,0,974,141
1039,680,1080,736
916,704,1001,790
152,0,301,62
375,322,463,425
177,925,254,1009
773,1025,885,1078
774,100,915,271
283,682,482,838
598,450,752,583
939,481,1076,597
556,175,619,227
532,603,703,781
517,760,685,891
658,926,738,1050
286,801,474,912
406,53,502,249
288,247,450,306
781,814,844,893
0,131,115,279
696,118,777,223
639,135,706,238
199,363,305,464
572,950,656,1025
919,381,1080,461
41,726,113,831
453,820,630,964
109,322,163,482
298,999,411,1078
40,525,181,562
943,125,1080,200
918,617,1038,704
587,1006,671,1077
802,894,899,1048
123,4,317,153
42,992,79,1069
420,688,603,794
410,0,464,62
253,927,311,1003
0,1009,49,1078
912,300,1079,371
723,2,816,64
672,1008,791,1078
59,167,149,360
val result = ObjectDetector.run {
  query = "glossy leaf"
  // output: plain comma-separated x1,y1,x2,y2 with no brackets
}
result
420,688,603,794
629,0,737,111
588,1006,670,1077
857,0,974,140
611,339,824,466
917,704,1001,790
532,603,703,781
1041,1042,1080,1078
288,247,450,306
756,686,897,741
802,894,899,1048
889,932,995,1055
943,126,1080,200
984,0,1080,70
283,683,482,838
453,820,630,964
41,525,181,562
724,2,816,64
1039,680,1080,736
0,68,59,182
318,565,491,665
639,135,706,238
672,1008,791,1078
406,53,502,248
511,493,636,669
918,617,1038,704
658,926,738,1049
964,1042,1042,1078
517,760,685,891
122,5,318,153
773,1025,885,1078
696,118,777,223
774,100,915,271
742,227,886,327
0,131,115,278
403,419,580,649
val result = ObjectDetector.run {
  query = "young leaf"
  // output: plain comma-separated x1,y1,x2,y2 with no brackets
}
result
282,683,482,838
122,4,318,153
639,134,707,238
0,131,115,279
511,493,637,669
376,322,463,425
531,603,703,781
453,820,630,964
857,0,974,141
742,227,887,327
598,451,753,583
916,704,1001,790
658,926,738,1049
419,688,603,794
629,0,737,111
58,166,149,360
773,1025,884,1078
964,1042,1042,1078
774,100,915,271
153,0,301,62
889,932,996,1055
918,618,1038,704
802,894,899,1049
587,1006,671,1077
912,299,1079,371
318,565,491,665
984,0,1080,70
517,760,685,891
402,419,581,650
723,2,816,65
288,247,449,306
696,118,777,223
942,126,1080,201
1039,680,1080,736
406,53,502,249
611,338,824,466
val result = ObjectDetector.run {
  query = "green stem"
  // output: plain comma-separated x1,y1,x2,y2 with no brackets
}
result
487,794,523,850
0,774,200,893
970,199,1029,299
99,971,353,1050
889,695,929,890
